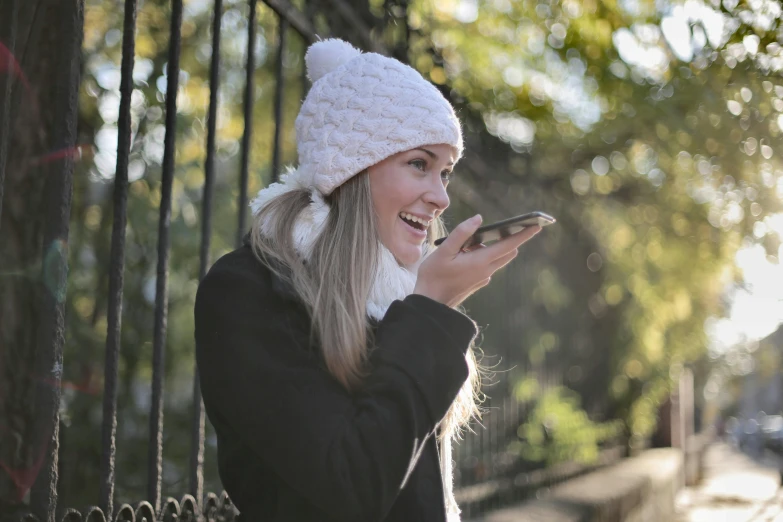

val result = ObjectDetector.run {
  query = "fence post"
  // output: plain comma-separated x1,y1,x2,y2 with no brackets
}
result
147,0,184,515
236,0,257,247
270,16,288,184
193,0,224,509
99,0,138,518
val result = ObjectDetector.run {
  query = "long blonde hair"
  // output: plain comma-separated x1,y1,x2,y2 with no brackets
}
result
249,171,485,444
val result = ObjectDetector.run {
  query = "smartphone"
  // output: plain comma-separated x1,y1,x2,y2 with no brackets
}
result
434,211,556,249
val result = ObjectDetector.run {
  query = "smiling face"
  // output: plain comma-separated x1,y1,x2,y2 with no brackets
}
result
367,144,456,266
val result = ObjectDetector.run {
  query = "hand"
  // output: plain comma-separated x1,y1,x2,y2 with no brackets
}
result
413,215,542,309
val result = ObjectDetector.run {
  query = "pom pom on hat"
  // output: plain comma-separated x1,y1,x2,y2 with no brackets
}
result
305,38,363,83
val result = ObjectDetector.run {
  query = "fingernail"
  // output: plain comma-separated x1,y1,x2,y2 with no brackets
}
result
473,214,482,223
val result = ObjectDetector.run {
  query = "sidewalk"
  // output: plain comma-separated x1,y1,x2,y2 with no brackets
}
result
676,441,783,521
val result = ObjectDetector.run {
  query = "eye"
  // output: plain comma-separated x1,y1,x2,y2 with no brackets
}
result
409,159,427,171
441,170,453,182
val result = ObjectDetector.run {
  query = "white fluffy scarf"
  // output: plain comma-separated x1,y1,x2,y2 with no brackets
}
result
250,167,462,522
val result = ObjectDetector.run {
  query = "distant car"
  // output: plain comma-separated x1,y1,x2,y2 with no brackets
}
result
724,417,741,446
740,418,764,456
762,415,783,453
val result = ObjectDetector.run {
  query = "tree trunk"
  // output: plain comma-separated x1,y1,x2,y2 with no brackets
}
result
0,1,83,519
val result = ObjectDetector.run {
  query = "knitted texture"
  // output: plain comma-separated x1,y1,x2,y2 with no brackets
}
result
296,38,463,195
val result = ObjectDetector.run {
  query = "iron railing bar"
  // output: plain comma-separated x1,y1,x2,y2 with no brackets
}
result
147,0,183,514
270,16,287,184
262,0,316,43
300,0,315,95
379,0,390,40
321,0,387,54
295,1,314,167
385,0,410,62
99,0,138,518
0,0,19,233
236,0,257,247
192,0,223,508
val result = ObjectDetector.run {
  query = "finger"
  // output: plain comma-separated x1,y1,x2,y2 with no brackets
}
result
453,277,492,304
474,225,541,263
461,242,486,253
440,214,483,255
487,248,518,273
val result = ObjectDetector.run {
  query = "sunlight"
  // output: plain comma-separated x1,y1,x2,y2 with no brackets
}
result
709,225,783,354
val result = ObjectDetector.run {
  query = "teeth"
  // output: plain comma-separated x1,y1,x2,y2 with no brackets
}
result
399,212,430,227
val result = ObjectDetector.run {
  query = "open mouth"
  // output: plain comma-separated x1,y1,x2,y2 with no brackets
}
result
400,216,425,231
399,212,428,233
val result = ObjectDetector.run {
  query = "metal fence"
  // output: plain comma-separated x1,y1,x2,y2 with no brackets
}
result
0,1,624,521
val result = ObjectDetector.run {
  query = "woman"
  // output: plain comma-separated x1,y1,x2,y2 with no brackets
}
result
194,39,542,522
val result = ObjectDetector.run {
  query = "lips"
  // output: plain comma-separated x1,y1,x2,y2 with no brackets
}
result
399,212,430,230
399,215,427,239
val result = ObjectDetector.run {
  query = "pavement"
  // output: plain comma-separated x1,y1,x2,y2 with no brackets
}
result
676,441,783,521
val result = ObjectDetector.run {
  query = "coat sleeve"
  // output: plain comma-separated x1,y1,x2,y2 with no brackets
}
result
194,259,477,522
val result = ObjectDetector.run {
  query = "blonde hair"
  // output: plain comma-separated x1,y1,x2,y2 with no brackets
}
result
249,171,485,445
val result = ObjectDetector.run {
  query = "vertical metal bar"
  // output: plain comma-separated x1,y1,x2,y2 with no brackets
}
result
490,405,497,508
270,16,287,184
299,49,309,100
147,0,183,514
28,1,84,520
192,0,223,507
300,0,314,95
236,0,257,247
385,0,410,63
294,1,313,167
99,0,138,518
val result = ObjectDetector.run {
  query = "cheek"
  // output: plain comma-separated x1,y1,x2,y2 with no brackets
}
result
369,168,421,228
374,181,406,213
370,178,399,235
394,175,423,201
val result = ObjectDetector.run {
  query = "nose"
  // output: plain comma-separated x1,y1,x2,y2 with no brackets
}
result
424,176,450,211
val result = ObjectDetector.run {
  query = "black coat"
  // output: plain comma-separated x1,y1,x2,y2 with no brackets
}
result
194,237,477,522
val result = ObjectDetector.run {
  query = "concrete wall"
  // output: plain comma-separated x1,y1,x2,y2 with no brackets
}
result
471,448,685,522
684,429,713,487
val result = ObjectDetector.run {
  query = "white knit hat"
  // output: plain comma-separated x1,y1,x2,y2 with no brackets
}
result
295,38,463,195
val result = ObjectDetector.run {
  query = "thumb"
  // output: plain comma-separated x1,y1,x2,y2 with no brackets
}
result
441,214,483,254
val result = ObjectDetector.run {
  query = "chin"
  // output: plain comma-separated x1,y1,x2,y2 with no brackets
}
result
392,244,423,267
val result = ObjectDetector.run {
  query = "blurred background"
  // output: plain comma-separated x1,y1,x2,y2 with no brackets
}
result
2,0,783,520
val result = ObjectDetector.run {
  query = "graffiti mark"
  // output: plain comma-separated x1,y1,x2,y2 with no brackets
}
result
31,143,95,166
0,426,47,502
0,40,30,89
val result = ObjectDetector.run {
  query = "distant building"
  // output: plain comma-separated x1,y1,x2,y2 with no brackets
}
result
739,326,783,418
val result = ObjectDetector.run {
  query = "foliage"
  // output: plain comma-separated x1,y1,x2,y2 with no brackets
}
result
406,0,783,447
511,383,624,466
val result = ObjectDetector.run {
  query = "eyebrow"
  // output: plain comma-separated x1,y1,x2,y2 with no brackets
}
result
415,147,454,167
